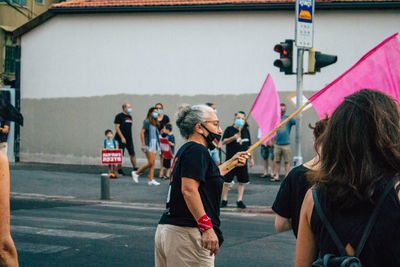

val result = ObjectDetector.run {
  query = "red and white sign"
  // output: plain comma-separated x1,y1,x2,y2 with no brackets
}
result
160,138,173,159
101,149,123,164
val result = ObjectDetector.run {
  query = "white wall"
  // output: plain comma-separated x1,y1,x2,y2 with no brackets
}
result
21,10,400,99
18,9,400,168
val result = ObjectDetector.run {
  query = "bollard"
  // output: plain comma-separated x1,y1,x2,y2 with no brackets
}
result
100,173,110,200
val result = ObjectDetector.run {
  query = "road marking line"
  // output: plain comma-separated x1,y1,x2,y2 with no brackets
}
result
15,242,70,254
11,226,115,239
11,192,76,199
11,215,155,231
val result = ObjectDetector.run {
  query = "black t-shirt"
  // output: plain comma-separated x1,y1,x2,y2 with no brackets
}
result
158,114,170,130
222,125,251,160
159,142,224,229
272,164,311,237
0,121,10,143
114,113,133,141
310,179,400,267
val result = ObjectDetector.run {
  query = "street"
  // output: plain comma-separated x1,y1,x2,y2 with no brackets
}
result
11,197,295,267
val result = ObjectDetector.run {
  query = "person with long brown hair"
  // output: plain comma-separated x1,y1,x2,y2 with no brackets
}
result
132,107,161,186
296,89,400,266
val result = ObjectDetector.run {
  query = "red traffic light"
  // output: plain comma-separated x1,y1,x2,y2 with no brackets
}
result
274,44,283,53
274,43,290,55
273,39,294,75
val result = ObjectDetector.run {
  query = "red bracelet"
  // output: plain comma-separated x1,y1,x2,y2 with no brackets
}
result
197,214,213,232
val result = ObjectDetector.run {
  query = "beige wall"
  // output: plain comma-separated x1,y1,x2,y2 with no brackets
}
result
20,91,319,172
1,0,56,84
0,0,54,27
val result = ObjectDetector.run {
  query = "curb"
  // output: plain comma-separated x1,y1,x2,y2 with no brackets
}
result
10,192,274,214
221,206,274,214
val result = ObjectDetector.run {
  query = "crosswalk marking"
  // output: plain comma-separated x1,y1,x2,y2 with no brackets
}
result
15,242,70,254
10,203,162,255
13,209,158,225
11,215,155,231
11,225,115,239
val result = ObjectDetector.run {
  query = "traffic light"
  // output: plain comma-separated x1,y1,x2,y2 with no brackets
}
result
308,48,337,73
273,39,294,75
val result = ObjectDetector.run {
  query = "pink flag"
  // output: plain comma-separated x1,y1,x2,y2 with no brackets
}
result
310,33,400,119
251,74,281,145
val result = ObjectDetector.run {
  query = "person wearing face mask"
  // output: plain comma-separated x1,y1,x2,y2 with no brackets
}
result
155,103,170,179
132,107,161,186
220,111,254,209
155,103,170,131
271,103,296,181
155,104,249,267
205,103,221,166
114,103,137,175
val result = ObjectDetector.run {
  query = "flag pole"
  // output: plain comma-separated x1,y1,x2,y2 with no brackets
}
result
224,100,312,173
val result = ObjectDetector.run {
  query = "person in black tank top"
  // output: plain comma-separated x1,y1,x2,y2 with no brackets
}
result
296,89,400,267
273,118,329,237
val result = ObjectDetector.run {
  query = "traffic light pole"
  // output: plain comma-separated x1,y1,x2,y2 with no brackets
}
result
294,48,304,166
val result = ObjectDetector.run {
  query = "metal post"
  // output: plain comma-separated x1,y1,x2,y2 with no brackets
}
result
294,48,304,166
14,44,21,162
100,173,110,200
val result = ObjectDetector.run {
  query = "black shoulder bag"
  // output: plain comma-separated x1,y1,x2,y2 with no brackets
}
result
311,178,396,267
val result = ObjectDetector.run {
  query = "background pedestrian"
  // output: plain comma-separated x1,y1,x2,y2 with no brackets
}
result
132,107,161,186
272,103,296,181
159,124,175,179
258,128,275,178
220,111,254,209
103,129,119,178
114,103,137,175
206,103,221,166
155,103,170,179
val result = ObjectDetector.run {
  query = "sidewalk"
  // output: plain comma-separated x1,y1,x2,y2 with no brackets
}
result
10,162,282,214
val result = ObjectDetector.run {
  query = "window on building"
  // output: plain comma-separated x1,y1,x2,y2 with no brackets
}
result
4,46,16,73
34,0,43,4
10,0,27,6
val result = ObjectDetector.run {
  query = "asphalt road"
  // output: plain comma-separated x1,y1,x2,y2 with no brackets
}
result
10,168,281,208
10,198,295,267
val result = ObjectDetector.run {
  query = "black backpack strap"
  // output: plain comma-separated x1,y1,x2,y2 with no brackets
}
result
355,178,396,256
312,187,347,256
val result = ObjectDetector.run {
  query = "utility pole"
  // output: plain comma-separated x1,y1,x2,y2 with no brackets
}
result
293,48,304,166
293,0,314,166
273,0,337,166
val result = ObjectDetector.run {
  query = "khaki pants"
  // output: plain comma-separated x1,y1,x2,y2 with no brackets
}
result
155,224,214,267
274,144,291,163
0,143,7,156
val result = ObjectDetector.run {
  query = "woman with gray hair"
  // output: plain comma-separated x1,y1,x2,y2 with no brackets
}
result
155,104,249,267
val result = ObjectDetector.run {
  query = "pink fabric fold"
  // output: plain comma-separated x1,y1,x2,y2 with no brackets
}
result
251,74,281,145
310,33,400,118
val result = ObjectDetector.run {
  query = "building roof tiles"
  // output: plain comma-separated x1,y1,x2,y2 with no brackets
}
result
52,0,399,8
